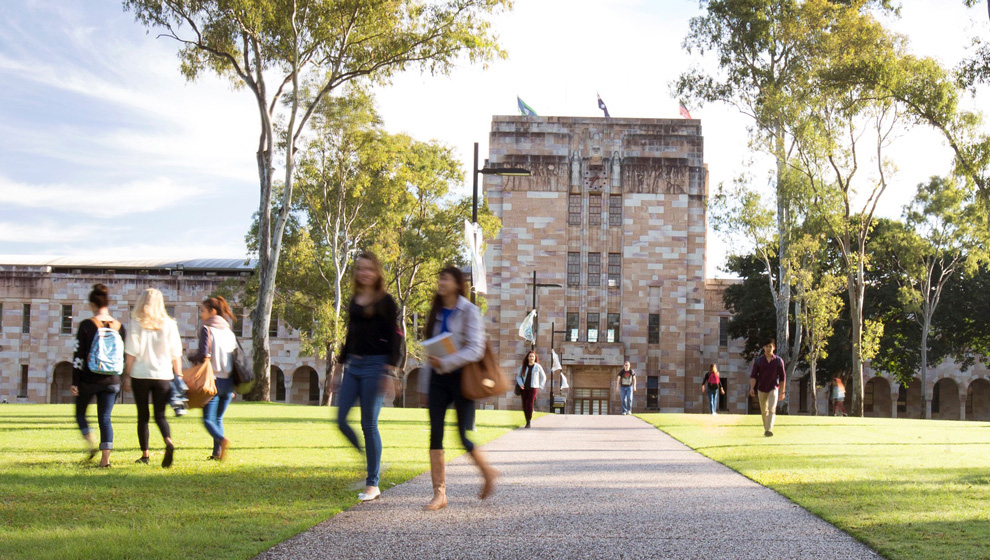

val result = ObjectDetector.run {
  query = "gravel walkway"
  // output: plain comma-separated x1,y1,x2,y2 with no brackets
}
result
256,414,883,560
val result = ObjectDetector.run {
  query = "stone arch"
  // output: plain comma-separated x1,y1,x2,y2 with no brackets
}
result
966,378,990,421
50,362,74,404
403,367,428,408
864,377,892,418
897,382,923,419
932,378,961,420
270,366,286,402
288,366,319,405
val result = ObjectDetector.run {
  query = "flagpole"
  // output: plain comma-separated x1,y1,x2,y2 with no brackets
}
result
549,320,554,413
471,142,479,305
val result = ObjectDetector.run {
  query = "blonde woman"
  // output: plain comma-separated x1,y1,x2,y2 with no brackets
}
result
124,289,183,468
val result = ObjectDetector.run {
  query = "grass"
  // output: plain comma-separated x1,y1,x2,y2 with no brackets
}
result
638,413,990,560
0,403,519,560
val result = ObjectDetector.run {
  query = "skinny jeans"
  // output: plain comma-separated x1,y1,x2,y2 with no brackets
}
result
428,369,475,453
336,355,387,487
131,378,172,451
75,382,119,450
203,377,235,456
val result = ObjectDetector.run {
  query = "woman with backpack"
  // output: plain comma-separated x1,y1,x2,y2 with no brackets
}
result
700,363,725,415
423,266,497,511
515,350,546,428
123,288,183,467
70,283,126,468
191,296,238,460
333,252,402,502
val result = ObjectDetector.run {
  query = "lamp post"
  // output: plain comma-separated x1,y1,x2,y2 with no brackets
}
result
548,322,568,413
529,270,563,351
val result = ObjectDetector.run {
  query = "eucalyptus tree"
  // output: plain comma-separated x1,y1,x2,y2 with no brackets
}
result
123,0,509,399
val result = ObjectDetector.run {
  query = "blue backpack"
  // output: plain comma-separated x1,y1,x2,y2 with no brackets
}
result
87,318,124,375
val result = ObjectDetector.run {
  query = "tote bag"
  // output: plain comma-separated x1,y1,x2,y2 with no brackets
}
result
183,360,217,409
461,342,511,400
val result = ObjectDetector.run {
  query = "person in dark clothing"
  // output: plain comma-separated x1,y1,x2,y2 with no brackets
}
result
71,284,125,468
700,363,725,415
515,351,546,428
617,361,637,415
749,339,787,436
333,252,402,502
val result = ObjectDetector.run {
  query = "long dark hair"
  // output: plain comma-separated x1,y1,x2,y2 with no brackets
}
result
520,350,539,374
202,296,235,323
424,266,467,337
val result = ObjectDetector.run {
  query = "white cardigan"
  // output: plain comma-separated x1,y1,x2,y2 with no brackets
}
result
516,363,547,389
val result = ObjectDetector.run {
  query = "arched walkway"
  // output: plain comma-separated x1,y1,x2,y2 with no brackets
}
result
270,366,286,402
403,368,427,408
932,378,961,420
288,366,319,405
50,362,73,404
864,377,892,418
966,378,990,421
897,382,923,419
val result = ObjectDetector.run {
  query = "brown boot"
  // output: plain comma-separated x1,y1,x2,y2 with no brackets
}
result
469,448,498,500
425,449,447,511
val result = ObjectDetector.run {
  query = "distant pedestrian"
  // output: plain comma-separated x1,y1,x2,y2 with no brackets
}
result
71,283,126,468
617,361,636,415
334,252,401,502
749,339,786,437
423,266,497,510
192,296,238,461
700,363,725,415
831,377,847,416
515,350,546,428
124,288,183,468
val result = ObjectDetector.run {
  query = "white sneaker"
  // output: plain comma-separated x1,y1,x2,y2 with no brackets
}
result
358,487,381,501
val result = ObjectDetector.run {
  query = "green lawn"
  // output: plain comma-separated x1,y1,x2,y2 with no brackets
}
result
0,403,519,560
639,413,990,560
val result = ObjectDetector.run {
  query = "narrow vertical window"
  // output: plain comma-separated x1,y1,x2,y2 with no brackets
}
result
606,313,620,343
568,194,582,226
566,312,579,342
609,195,622,227
647,376,659,409
587,253,601,287
18,365,29,398
233,307,245,337
165,306,176,319
607,253,621,288
567,253,581,287
589,195,602,226
61,304,73,335
719,316,729,347
21,304,30,334
648,314,660,344
269,316,279,338
587,313,600,343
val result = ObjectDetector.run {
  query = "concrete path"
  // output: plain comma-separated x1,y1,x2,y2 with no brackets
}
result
257,414,883,560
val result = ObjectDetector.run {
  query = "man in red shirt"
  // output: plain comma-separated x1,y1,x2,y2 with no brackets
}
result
749,339,786,436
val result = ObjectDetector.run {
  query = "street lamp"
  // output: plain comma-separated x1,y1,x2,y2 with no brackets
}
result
527,270,563,351
470,142,531,303
548,322,568,414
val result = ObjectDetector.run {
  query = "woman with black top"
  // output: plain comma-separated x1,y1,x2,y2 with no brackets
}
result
335,252,401,502
71,284,125,468
515,350,546,428
423,266,497,511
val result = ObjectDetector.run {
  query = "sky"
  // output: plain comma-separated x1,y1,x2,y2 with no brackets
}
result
1,0,988,277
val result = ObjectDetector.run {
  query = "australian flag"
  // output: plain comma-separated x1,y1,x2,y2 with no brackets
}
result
597,93,610,118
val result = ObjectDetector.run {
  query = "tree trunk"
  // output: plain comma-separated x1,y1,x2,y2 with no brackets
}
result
249,259,275,401
848,267,866,417
785,294,803,414
920,312,931,419
773,129,792,369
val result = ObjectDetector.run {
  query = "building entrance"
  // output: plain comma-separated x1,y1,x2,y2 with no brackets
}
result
573,388,610,415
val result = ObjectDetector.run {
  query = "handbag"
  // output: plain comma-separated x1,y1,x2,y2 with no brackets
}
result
230,339,255,394
183,359,217,409
461,342,511,400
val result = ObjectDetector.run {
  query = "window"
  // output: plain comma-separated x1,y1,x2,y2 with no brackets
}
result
897,385,907,414
61,304,73,335
932,382,941,414
269,316,279,338
309,370,320,403
21,304,30,334
18,365,28,398
567,253,581,287
275,368,286,401
609,195,622,227
589,195,602,226
165,305,176,319
647,376,659,409
606,313,620,343
566,312,579,342
233,307,244,337
719,316,729,347
607,253,621,288
568,194,582,226
648,314,660,344
587,253,601,287
718,379,729,411
864,380,874,413
587,313,600,343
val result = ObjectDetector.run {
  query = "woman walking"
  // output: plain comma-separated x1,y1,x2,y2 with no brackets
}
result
424,266,497,511
335,252,401,502
700,363,725,415
832,377,847,416
515,351,546,428
71,284,125,468
192,296,238,460
124,288,183,467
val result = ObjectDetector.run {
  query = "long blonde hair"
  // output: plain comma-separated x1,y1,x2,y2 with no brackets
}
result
132,288,170,330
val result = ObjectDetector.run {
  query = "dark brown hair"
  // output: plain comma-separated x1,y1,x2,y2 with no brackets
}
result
521,350,539,367
352,251,386,297
202,295,235,323
89,284,109,309
424,266,468,338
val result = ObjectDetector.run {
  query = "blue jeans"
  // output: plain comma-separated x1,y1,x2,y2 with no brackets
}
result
336,355,387,487
202,377,235,455
75,383,120,450
707,386,720,414
620,386,633,414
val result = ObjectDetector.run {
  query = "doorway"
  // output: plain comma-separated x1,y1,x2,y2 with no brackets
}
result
573,388,610,415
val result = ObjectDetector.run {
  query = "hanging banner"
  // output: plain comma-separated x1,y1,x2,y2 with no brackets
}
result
518,309,537,343
464,220,488,294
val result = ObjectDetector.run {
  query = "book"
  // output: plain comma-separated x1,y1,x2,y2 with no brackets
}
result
423,332,457,358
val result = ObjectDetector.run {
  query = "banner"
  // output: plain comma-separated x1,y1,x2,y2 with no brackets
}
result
463,220,487,294
551,349,563,372
518,309,537,343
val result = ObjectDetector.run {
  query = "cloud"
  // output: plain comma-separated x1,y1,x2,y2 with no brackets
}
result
0,176,207,218
0,221,107,244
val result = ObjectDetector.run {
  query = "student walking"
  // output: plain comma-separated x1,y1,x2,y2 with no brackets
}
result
831,377,847,416
700,363,725,415
124,288,183,468
749,339,786,436
515,351,546,428
334,252,401,502
617,361,636,415
192,296,238,461
71,284,125,468
424,266,497,510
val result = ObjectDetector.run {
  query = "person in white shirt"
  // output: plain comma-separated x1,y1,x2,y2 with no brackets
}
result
192,296,238,460
124,288,183,468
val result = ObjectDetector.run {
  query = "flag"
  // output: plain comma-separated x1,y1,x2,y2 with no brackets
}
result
518,309,537,343
679,102,692,119
597,93,610,118
559,371,569,390
551,349,563,372
463,220,488,294
517,96,537,116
